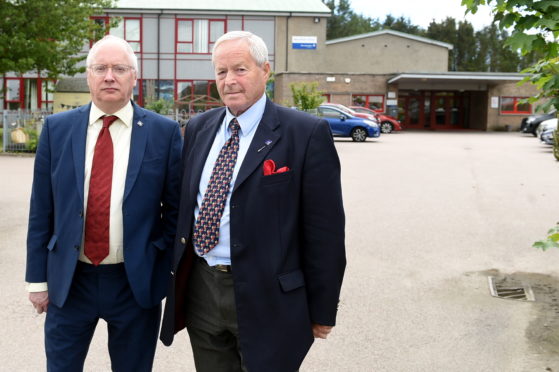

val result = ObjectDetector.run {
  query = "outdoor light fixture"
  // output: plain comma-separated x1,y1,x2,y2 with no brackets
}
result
344,78,351,84
313,17,320,23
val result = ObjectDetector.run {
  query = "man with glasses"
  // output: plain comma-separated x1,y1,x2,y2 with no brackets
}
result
26,34,182,371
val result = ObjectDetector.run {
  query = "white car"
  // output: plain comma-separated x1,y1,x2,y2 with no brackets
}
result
536,118,557,139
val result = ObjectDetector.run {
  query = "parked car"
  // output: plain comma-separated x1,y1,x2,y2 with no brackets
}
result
521,111,556,136
317,105,380,142
349,105,402,133
541,127,556,146
536,118,557,139
321,103,379,123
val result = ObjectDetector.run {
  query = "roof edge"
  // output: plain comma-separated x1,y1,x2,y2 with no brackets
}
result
326,29,454,50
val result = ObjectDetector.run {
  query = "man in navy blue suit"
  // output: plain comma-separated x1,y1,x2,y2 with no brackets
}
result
160,31,346,371
26,35,182,371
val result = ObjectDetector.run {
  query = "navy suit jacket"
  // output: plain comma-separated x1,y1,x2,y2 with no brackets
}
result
26,101,182,309
160,99,346,371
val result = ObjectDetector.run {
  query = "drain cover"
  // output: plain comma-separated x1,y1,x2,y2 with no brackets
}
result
488,276,535,302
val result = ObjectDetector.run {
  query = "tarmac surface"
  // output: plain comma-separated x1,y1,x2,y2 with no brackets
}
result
2,131,559,371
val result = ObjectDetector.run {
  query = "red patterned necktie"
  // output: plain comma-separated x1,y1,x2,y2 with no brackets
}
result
84,115,118,265
192,118,241,255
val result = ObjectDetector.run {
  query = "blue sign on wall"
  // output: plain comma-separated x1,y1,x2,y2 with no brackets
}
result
292,36,317,50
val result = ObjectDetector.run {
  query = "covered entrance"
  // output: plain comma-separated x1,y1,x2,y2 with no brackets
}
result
397,91,469,130
388,72,525,131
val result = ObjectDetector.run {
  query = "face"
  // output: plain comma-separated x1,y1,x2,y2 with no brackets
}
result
213,39,270,117
87,41,137,114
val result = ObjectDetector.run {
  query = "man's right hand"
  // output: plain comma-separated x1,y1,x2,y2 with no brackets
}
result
29,291,49,314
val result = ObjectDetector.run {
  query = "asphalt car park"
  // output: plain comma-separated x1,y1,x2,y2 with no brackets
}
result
3,131,559,371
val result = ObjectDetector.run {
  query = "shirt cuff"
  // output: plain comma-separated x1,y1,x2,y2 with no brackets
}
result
27,282,48,292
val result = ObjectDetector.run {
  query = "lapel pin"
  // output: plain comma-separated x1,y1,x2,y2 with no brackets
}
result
137,121,144,127
257,140,273,153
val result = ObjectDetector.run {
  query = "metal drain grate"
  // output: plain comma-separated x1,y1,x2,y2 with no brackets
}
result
488,276,535,302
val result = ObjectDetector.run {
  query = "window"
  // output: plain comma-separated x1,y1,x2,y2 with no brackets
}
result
133,79,143,106
91,17,142,52
175,80,220,114
352,94,385,112
40,80,55,109
500,97,531,115
5,78,22,109
176,19,225,54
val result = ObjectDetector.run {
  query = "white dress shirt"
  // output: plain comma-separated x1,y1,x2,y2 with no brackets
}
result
193,93,266,266
27,102,133,292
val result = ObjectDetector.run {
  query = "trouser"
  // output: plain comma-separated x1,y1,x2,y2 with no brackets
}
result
184,256,249,372
45,262,161,372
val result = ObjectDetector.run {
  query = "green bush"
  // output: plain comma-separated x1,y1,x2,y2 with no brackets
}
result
290,82,324,111
145,98,174,114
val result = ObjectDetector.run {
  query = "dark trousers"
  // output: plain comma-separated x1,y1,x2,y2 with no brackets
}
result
185,257,248,372
45,262,161,372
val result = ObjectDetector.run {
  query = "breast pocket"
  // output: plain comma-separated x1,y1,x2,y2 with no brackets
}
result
261,171,292,186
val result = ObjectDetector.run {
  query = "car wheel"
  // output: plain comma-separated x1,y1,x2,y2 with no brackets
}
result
380,121,393,133
351,127,367,142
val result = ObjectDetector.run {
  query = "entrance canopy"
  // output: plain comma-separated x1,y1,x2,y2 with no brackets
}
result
388,72,527,91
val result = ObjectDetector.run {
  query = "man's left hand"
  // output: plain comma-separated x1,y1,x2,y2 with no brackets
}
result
312,324,333,339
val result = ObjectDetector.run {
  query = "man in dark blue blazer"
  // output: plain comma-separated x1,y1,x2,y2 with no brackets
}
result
26,35,182,371
160,31,346,371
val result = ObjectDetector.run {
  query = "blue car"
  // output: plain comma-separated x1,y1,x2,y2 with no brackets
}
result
317,105,380,142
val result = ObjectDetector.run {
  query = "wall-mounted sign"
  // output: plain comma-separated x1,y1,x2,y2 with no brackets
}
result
386,99,398,106
292,36,317,50
491,96,499,108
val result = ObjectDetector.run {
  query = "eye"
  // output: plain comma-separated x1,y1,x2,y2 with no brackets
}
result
113,65,127,74
92,65,107,74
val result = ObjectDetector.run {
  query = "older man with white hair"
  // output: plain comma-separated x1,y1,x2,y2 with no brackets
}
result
161,30,346,372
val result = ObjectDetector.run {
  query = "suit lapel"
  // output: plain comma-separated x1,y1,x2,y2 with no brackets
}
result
233,100,281,192
187,109,225,202
72,104,91,204
124,102,148,200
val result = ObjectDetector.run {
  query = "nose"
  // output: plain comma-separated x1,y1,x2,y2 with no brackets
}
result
224,71,236,85
103,67,116,81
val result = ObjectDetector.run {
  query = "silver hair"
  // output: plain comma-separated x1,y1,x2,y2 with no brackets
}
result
212,31,269,66
86,35,138,70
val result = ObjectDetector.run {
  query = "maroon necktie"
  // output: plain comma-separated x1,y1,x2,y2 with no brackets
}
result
192,118,240,255
84,115,118,265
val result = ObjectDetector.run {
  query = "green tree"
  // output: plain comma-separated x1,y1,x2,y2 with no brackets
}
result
0,0,115,79
425,17,459,70
290,82,325,111
382,15,422,35
323,0,377,40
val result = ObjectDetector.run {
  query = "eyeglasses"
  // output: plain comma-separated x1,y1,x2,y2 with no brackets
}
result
88,64,135,76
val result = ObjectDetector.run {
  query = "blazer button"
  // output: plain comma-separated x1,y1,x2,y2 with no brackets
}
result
180,237,186,245
79,210,83,218
74,245,80,250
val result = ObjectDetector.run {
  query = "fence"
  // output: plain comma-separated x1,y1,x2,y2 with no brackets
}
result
1,110,51,153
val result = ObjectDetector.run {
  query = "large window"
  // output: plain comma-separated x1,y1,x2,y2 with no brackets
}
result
176,19,225,54
352,94,385,113
5,78,22,110
176,80,220,114
500,96,531,115
91,17,142,52
4,78,54,110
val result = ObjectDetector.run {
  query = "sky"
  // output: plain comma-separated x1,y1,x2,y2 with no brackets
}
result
349,0,495,31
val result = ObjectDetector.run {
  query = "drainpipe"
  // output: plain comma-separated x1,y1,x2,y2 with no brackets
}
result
157,10,161,100
285,13,291,72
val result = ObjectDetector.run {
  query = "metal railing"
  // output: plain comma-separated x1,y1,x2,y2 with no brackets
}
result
1,110,51,153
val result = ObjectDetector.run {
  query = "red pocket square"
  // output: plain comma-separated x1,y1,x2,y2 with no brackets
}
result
263,159,290,176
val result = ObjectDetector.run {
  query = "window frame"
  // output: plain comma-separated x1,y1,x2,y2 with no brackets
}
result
175,79,221,112
90,16,142,53
352,94,386,113
175,18,226,55
500,96,532,115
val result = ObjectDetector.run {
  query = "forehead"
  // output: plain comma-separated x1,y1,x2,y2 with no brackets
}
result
213,39,254,65
90,41,132,65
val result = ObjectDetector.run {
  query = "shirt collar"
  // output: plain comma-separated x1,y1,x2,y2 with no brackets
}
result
89,101,133,127
224,93,267,136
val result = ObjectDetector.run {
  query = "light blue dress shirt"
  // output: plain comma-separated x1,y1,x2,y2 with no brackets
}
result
194,94,267,266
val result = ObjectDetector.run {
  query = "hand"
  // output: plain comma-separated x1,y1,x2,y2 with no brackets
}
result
312,323,333,339
29,291,49,314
